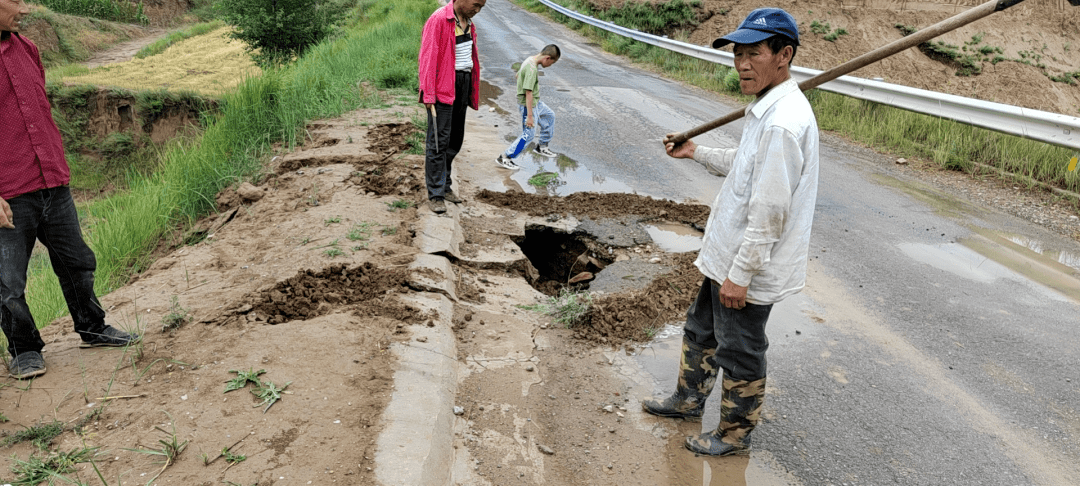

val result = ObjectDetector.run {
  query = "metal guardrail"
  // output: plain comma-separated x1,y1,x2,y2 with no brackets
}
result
537,0,1080,151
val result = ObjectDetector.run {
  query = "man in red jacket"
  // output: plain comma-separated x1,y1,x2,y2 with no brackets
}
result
418,0,485,214
1,0,139,380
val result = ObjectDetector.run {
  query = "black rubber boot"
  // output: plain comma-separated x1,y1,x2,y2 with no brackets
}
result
685,376,766,456
641,337,718,421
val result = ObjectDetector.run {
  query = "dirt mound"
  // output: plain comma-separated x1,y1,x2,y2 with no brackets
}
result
578,252,701,343
476,189,711,226
585,0,1080,115
242,263,419,324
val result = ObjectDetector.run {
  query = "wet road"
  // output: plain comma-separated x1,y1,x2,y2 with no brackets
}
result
473,2,1080,485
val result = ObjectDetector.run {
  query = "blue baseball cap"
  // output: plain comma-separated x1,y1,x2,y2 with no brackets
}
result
712,8,800,49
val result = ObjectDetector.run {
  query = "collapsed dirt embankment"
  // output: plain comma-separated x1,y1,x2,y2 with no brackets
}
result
584,0,1080,115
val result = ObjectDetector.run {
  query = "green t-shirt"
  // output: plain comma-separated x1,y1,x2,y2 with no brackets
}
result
516,57,540,107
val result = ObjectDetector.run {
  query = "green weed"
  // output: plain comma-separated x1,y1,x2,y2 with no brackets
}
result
252,379,291,413
324,247,345,257
225,368,266,393
381,225,398,236
347,222,375,241
222,447,247,464
528,171,561,189
386,199,413,211
324,216,343,226
161,295,191,332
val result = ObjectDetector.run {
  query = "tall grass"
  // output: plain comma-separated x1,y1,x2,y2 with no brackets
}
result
24,0,435,328
517,0,1080,196
33,0,149,25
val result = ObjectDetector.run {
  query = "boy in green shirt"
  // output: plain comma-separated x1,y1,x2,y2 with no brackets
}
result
496,44,560,170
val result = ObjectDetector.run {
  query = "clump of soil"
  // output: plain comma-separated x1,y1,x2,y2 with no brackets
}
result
246,263,418,324
368,122,420,154
578,252,701,343
476,189,710,226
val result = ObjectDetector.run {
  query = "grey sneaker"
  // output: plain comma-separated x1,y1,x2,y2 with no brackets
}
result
496,154,520,170
533,145,556,157
9,351,46,379
429,199,447,214
444,190,463,204
79,325,141,348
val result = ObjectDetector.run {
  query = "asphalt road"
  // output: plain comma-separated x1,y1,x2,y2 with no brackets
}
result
473,2,1080,485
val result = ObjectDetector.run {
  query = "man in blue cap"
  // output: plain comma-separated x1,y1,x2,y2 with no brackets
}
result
644,8,819,456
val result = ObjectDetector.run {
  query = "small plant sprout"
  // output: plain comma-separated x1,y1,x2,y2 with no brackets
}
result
125,413,188,483
222,446,247,464
381,225,398,236
225,368,266,393
347,222,375,241
252,379,291,413
324,247,345,257
324,216,342,226
161,295,191,332
386,199,413,211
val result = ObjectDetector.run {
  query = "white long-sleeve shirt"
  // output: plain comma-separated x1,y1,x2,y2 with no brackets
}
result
692,78,819,304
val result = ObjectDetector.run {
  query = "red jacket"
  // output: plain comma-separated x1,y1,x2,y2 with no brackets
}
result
418,0,480,110
0,32,69,201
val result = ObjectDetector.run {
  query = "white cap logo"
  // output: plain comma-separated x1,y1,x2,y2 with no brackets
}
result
753,17,768,26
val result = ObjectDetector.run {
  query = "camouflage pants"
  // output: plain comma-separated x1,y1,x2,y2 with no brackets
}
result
683,276,773,382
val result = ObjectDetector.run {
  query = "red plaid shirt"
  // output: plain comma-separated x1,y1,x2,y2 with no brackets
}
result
1,32,69,201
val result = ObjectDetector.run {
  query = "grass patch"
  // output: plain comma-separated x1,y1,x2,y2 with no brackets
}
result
135,20,225,59
8,446,100,486
527,171,560,188
519,288,593,328
1,420,65,450
386,199,413,211
24,5,145,68
22,0,436,335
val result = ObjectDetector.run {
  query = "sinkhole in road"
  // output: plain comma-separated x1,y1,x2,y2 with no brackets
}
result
512,225,611,296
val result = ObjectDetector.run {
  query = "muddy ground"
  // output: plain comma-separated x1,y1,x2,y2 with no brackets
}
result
585,0,1080,115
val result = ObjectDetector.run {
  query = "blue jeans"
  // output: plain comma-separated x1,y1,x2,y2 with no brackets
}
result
683,276,773,382
0,186,106,359
504,101,555,159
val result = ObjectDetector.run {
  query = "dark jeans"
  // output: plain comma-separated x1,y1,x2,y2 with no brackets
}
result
0,186,106,358
684,276,773,382
425,70,472,201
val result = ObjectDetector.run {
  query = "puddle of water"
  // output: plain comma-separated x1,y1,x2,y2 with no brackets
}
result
645,223,703,253
1001,234,1080,273
479,80,509,116
963,229,1080,303
509,151,636,196
898,242,1001,284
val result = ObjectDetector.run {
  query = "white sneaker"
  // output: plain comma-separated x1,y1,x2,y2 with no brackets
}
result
533,145,556,157
496,154,521,170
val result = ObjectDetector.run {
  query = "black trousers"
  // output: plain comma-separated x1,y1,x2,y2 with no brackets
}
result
424,70,472,201
0,186,107,358
683,276,773,382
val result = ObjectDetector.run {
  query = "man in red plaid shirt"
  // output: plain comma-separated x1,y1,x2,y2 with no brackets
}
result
1,0,139,380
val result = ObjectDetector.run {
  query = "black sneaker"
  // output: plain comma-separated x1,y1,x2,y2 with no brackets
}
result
79,326,141,348
9,351,46,379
